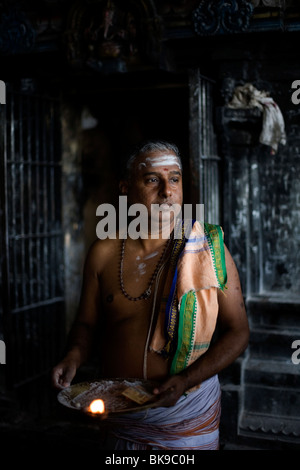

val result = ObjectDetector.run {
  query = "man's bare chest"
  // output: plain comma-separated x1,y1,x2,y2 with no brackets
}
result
99,246,167,325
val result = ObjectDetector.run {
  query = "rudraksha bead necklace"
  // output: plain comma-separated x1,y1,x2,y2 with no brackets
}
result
119,232,174,301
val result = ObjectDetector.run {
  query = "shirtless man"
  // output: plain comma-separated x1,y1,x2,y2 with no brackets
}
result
52,140,249,448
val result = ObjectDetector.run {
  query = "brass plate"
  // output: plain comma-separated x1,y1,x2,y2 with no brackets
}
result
57,378,163,416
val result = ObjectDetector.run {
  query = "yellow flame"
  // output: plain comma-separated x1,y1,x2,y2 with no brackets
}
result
88,399,105,414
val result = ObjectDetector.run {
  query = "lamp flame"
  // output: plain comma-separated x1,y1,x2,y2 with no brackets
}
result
88,399,105,414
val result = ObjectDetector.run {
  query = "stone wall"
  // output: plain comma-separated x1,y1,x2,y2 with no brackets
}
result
215,32,300,447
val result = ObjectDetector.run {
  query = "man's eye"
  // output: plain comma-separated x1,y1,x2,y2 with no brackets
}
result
170,178,179,183
146,178,158,183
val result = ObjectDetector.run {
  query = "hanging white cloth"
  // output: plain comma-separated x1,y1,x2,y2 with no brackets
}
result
228,83,286,153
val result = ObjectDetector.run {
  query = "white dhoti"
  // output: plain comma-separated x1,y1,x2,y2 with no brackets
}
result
110,375,221,450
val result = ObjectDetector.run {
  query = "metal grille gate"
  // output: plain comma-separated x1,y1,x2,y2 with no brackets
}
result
0,82,65,388
189,69,221,225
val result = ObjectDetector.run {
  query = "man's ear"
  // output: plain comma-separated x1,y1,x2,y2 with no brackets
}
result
119,180,128,195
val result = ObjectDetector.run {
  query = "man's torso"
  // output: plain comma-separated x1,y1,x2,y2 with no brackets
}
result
95,237,171,380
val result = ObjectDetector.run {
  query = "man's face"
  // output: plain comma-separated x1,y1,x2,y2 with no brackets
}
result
121,149,183,235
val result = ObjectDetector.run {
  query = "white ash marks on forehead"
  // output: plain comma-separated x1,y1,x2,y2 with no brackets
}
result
138,154,182,170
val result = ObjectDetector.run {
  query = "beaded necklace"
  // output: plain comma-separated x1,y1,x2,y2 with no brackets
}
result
119,232,174,301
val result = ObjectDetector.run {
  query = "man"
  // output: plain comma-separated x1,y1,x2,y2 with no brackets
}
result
52,140,249,449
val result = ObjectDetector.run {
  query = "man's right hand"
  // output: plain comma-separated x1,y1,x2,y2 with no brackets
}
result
52,358,77,390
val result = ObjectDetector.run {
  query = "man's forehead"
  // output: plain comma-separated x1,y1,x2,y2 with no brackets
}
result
136,151,182,170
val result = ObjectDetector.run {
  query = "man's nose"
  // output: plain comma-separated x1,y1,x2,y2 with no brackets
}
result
159,180,172,198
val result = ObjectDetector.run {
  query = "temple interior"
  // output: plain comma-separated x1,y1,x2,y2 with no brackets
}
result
0,0,300,452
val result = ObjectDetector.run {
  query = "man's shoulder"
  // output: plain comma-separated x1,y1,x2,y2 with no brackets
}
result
85,237,120,272
184,220,223,240
91,235,119,249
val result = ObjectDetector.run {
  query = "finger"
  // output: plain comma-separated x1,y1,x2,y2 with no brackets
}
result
60,366,76,388
153,379,175,395
155,388,180,408
58,378,70,388
52,366,71,389
55,381,68,390
52,367,63,388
